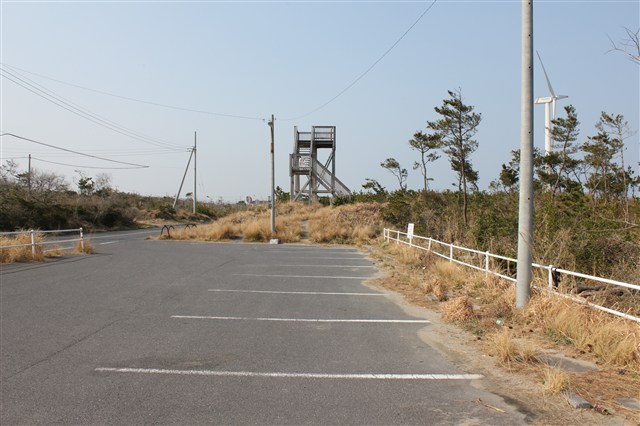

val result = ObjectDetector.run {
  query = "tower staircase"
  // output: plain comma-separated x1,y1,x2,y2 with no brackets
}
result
289,126,351,202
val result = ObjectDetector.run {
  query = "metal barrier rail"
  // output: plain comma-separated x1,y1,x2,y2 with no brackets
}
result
0,228,84,254
383,228,640,323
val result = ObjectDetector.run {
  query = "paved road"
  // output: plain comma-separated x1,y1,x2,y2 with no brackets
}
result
1,234,530,424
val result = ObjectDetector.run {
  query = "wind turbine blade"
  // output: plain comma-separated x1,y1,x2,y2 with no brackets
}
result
536,50,556,98
552,98,556,118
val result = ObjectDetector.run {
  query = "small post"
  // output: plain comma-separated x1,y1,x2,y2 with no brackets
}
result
548,265,554,290
407,223,414,247
449,243,453,262
80,227,85,253
30,229,36,256
485,251,490,276
428,238,432,251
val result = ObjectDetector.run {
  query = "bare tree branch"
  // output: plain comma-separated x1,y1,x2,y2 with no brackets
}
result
607,27,640,64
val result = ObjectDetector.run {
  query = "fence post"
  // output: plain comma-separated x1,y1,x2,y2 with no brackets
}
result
396,231,399,245
30,229,36,256
428,238,432,251
80,228,85,252
548,265,554,290
485,251,490,276
449,243,453,262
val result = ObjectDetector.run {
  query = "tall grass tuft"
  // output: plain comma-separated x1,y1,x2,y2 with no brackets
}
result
441,296,474,322
540,366,570,395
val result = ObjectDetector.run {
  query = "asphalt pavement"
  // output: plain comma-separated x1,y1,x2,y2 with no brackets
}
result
1,232,530,424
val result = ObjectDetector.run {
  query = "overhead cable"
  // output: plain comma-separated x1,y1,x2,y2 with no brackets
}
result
0,133,149,168
281,0,438,121
1,62,265,121
0,67,188,151
30,156,148,170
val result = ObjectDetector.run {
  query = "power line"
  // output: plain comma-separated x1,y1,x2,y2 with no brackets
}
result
0,67,188,151
3,148,188,157
1,63,265,121
281,0,438,121
0,133,149,168
30,156,146,170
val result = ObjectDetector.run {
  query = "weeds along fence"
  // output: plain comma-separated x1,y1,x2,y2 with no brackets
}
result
0,228,84,254
383,228,640,323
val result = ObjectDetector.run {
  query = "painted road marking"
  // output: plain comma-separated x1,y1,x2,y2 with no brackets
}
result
171,315,429,323
248,264,375,268
233,274,368,280
90,230,158,240
208,289,385,296
95,368,481,380
98,241,119,245
265,249,358,253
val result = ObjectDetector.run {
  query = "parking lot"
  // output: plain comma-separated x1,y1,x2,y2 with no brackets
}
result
1,237,527,424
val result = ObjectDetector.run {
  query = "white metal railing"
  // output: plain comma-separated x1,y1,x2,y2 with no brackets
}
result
0,228,84,255
383,228,640,323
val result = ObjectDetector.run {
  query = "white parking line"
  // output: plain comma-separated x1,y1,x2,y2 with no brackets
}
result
295,257,367,260
246,263,375,268
95,368,481,380
234,274,368,280
208,289,385,296
248,264,375,268
171,315,429,323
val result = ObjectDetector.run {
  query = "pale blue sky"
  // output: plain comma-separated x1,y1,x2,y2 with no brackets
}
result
1,1,638,201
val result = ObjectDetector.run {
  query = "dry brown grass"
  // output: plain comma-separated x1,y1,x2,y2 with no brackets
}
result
242,218,272,242
0,234,44,263
376,242,639,373
487,329,518,364
308,203,383,244
524,294,640,372
540,366,570,395
486,330,541,368
1,233,94,263
75,239,95,254
441,296,474,322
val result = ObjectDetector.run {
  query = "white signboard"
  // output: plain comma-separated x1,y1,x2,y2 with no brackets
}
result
407,223,414,240
299,157,311,169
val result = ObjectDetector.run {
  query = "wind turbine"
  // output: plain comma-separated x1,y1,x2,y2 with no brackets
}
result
534,51,568,157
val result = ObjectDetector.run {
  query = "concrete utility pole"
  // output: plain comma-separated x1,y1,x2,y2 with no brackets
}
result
173,145,195,210
193,131,197,214
28,154,32,195
516,0,534,309
268,115,276,235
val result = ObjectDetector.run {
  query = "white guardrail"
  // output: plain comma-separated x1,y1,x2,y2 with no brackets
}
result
383,228,640,323
0,228,84,254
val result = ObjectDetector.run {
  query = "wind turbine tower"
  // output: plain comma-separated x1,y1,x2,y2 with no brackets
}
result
534,51,568,156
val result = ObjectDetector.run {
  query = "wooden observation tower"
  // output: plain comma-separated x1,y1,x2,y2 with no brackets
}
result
289,126,351,202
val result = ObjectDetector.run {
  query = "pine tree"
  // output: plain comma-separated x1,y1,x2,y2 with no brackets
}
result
408,130,441,193
427,88,481,224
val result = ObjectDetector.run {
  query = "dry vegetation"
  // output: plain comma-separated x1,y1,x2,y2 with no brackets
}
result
0,233,44,263
375,242,640,421
0,233,94,264
162,202,384,245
